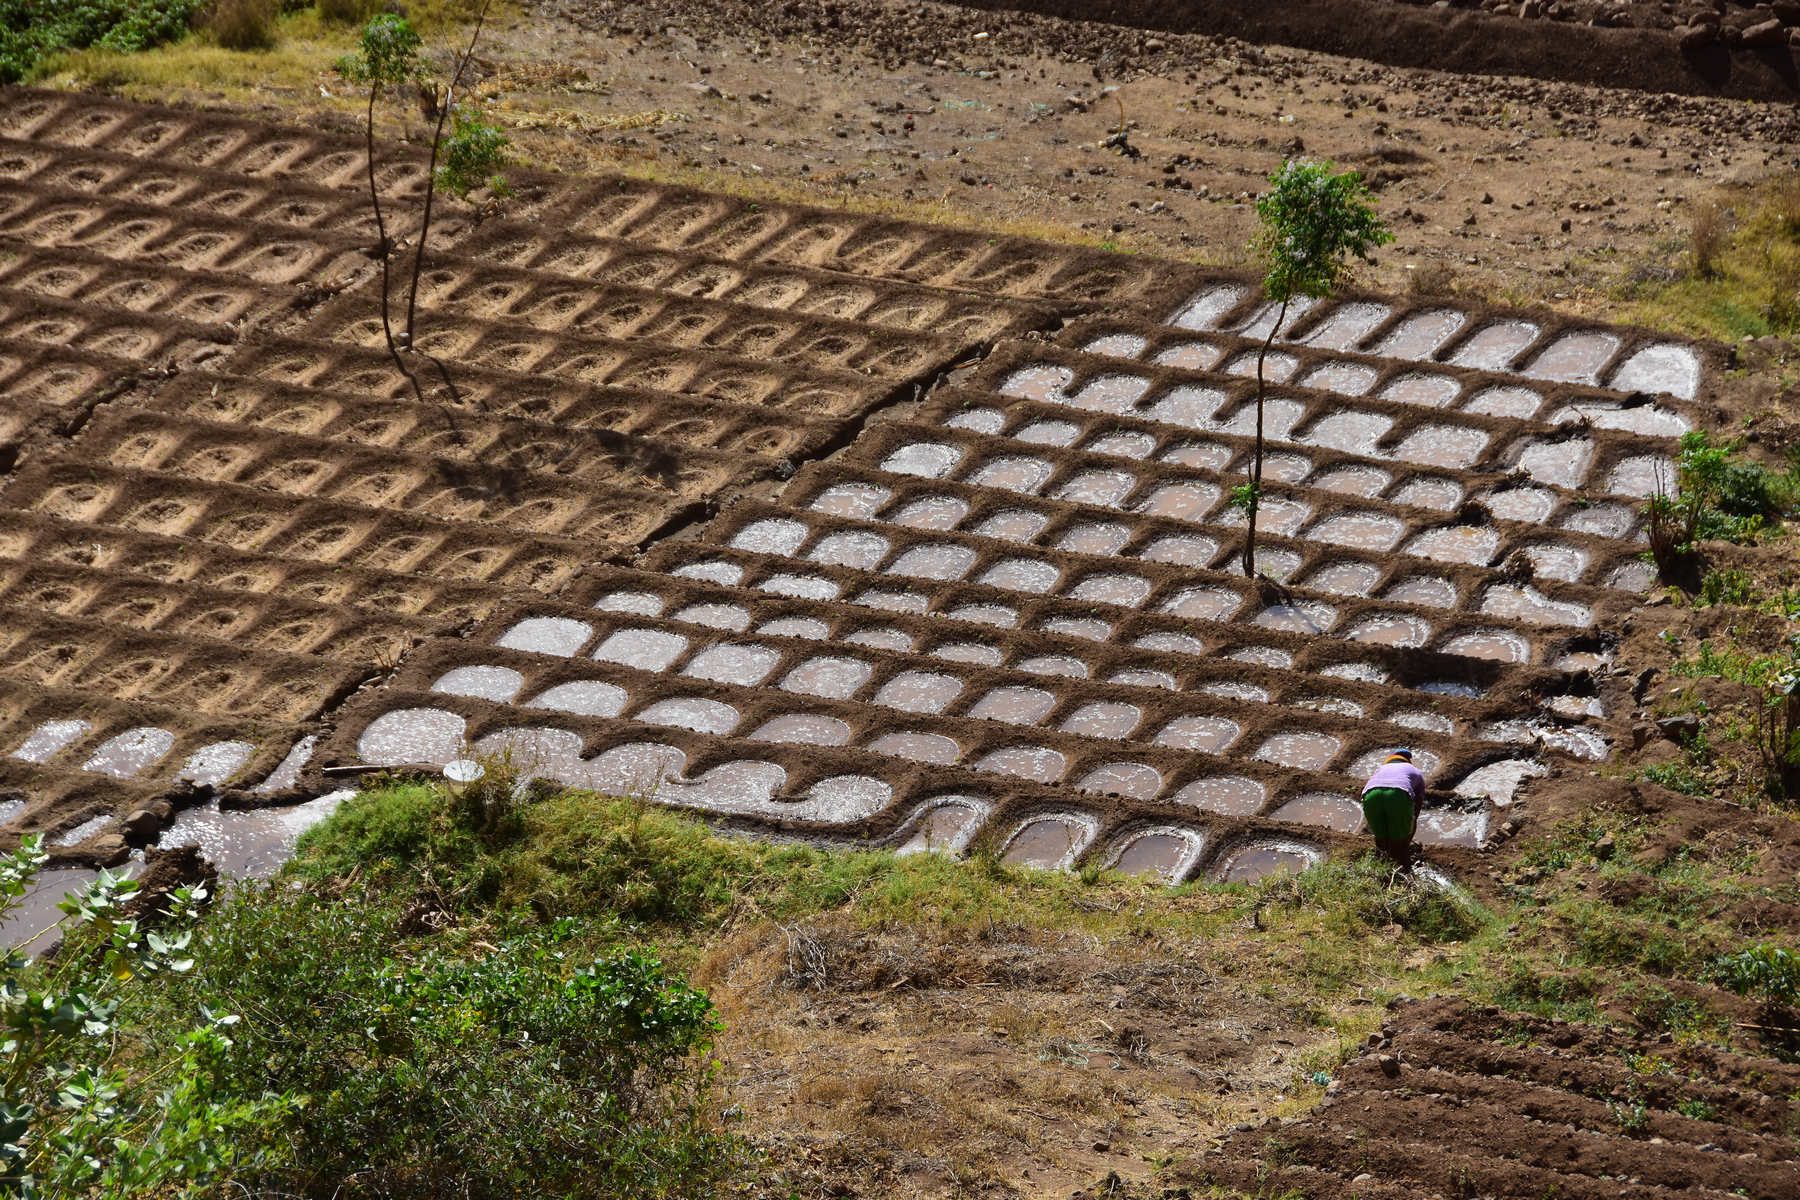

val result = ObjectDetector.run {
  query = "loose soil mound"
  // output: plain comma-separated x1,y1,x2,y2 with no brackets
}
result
1189,996,1800,1197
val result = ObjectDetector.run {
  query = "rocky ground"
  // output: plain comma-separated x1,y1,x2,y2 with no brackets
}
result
446,0,1800,320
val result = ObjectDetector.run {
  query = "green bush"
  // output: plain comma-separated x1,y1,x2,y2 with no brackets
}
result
298,782,894,929
0,0,200,83
1645,432,1800,584
3,831,736,1197
2,836,293,1197
152,888,734,1197
1711,943,1800,1005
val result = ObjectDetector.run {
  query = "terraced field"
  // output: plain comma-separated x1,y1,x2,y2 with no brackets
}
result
327,274,1706,883
0,83,1713,890
0,90,1177,854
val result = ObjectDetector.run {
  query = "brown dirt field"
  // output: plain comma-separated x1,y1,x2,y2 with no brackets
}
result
0,85,1170,856
1188,996,1800,1198
439,0,1800,315
5,2,1800,1195
948,0,1800,99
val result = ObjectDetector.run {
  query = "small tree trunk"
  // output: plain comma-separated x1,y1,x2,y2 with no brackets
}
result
405,81,449,350
1240,297,1289,577
403,0,493,350
364,85,424,404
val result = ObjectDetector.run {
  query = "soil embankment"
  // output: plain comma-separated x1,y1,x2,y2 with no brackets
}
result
949,0,1800,99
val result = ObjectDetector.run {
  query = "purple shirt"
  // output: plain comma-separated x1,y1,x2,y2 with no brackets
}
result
1362,761,1425,805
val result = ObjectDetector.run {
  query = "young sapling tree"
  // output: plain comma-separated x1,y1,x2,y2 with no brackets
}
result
337,4,508,407
1236,159,1392,577
401,0,506,356
336,13,424,399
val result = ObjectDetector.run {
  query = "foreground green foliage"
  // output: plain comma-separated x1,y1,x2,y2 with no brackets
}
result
157,895,729,1197
0,0,198,82
3,822,732,1197
2,835,289,1198
8,768,1794,1194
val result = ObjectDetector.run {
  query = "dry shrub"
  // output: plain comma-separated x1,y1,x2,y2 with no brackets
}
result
1407,259,1456,297
796,1073,850,1107
206,0,278,50
1767,175,1800,241
991,999,1048,1045
1690,197,1729,278
318,0,375,22
1767,248,1800,333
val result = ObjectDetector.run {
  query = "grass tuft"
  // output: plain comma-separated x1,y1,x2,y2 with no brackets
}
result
1628,174,1800,340
204,0,279,50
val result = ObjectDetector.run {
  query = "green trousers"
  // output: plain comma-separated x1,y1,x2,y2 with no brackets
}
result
1361,786,1417,842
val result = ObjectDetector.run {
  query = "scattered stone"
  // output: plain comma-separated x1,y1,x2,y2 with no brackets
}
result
120,806,170,847
1739,17,1786,45
1656,713,1702,741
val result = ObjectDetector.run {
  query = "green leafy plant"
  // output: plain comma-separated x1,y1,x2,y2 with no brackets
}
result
1646,432,1799,586
0,0,200,83
1698,566,1755,607
1711,943,1800,1005
337,2,507,408
1239,159,1392,577
1637,760,1711,797
1677,1096,1718,1121
1,835,291,1197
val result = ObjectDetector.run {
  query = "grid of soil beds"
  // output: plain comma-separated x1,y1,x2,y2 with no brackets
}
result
0,88,1182,860
322,281,1707,884
1191,997,1800,1198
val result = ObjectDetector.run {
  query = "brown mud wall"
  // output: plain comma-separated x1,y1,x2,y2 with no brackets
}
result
949,0,1800,100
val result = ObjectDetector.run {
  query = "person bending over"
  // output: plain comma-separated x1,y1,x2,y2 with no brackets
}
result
1360,748,1425,867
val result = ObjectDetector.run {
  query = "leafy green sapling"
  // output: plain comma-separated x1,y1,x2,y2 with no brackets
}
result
335,13,426,398
337,3,508,408
1237,159,1392,577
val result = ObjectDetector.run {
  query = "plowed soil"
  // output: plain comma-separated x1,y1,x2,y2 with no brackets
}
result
1188,996,1800,1198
